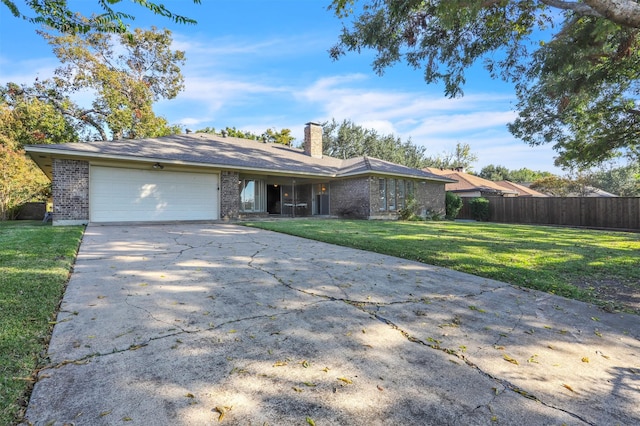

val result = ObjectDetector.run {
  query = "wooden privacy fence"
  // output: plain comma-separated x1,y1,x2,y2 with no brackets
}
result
457,197,640,230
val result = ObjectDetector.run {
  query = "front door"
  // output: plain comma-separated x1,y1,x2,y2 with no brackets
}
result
267,185,281,214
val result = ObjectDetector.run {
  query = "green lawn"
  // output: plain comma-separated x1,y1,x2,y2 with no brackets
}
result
245,219,640,314
0,221,84,425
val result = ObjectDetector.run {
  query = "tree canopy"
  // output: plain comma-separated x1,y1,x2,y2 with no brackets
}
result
329,0,640,169
1,83,78,149
424,142,478,171
478,164,553,183
0,93,63,219
1,0,200,33
321,119,429,168
34,26,185,140
196,127,295,146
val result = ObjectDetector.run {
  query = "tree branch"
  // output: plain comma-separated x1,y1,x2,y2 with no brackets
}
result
583,0,640,28
540,0,640,28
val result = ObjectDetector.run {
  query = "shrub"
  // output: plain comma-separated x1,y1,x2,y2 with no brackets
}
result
445,191,463,219
469,197,490,221
398,197,419,220
424,209,445,221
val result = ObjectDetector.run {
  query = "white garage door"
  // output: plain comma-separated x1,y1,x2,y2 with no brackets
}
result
90,166,219,222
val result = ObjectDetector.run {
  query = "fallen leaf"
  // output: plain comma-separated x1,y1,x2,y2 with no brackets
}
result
503,354,519,365
594,330,603,337
301,360,310,368
377,385,384,391
273,361,288,367
292,387,303,392
306,417,316,426
99,410,111,417
582,357,589,363
322,367,330,373
303,382,317,387
337,377,352,384
562,383,577,393
214,406,232,422
185,393,195,398
97,295,106,299
122,417,132,421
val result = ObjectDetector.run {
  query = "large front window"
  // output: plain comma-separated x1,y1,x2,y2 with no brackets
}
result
379,178,414,212
240,179,266,212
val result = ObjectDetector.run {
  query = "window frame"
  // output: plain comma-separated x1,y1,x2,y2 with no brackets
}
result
239,179,266,212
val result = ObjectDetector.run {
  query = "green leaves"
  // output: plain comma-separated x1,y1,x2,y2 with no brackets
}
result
321,118,428,168
4,0,201,34
330,1,640,168
36,26,185,140
510,16,640,168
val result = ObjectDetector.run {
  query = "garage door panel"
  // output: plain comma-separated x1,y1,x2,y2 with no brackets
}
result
90,167,218,222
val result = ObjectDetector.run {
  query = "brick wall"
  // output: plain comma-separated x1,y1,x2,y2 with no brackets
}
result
52,159,89,225
415,181,446,217
330,177,371,218
220,171,240,220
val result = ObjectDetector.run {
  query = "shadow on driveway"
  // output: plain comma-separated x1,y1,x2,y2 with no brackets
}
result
23,224,639,425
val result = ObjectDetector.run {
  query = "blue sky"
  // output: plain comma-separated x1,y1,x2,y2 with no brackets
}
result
0,0,562,173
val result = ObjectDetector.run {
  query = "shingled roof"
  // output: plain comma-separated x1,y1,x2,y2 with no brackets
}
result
423,168,518,195
26,133,453,182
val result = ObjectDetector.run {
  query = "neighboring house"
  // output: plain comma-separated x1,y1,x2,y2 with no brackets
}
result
565,187,619,197
25,122,455,225
517,182,619,197
495,181,548,197
423,168,519,198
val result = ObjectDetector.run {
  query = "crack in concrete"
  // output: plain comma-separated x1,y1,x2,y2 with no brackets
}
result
365,306,594,425
38,310,300,374
243,237,594,425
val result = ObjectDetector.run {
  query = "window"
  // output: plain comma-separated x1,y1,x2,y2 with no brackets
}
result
406,181,415,199
387,179,396,210
397,180,405,209
379,178,414,212
239,179,266,212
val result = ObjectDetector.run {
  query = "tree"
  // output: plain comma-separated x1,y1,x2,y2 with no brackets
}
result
586,163,640,196
196,127,295,145
321,118,428,168
0,144,49,220
425,142,478,171
530,174,595,196
509,16,640,168
329,1,640,168
477,164,511,182
1,83,78,149
36,27,185,140
2,0,200,34
478,164,553,183
0,94,75,219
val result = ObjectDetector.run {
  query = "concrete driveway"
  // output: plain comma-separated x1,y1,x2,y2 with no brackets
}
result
23,224,639,425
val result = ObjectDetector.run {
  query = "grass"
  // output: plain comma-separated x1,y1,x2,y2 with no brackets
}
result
0,221,84,425
245,219,640,313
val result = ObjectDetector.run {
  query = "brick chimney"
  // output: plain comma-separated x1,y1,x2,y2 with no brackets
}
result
303,122,323,158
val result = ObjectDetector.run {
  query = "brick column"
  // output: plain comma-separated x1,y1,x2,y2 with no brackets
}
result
52,159,89,225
